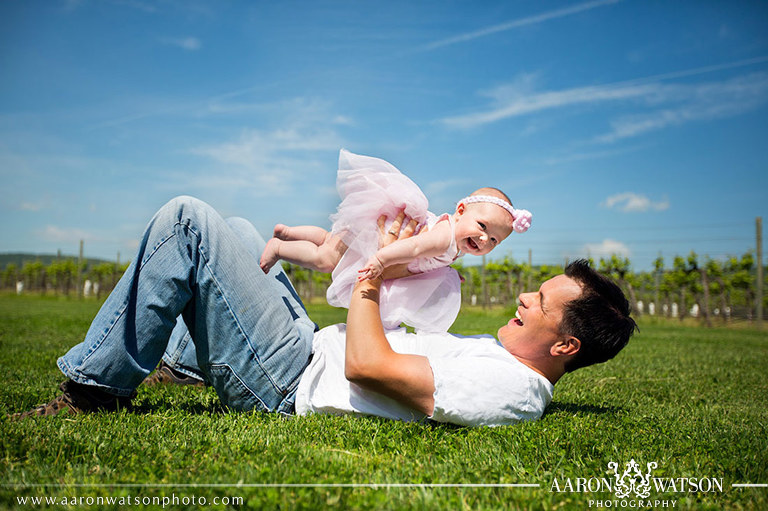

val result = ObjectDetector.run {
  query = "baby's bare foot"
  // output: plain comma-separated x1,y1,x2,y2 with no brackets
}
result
259,238,282,273
273,224,291,240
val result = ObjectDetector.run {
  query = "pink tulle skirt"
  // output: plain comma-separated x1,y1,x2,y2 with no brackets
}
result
326,150,461,332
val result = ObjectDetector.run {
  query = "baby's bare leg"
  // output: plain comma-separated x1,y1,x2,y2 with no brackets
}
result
315,232,347,273
260,230,347,273
273,224,329,245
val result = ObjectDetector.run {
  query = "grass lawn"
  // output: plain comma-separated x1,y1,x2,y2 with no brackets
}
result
1,294,766,510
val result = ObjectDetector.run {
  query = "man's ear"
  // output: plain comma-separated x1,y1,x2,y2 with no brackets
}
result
551,336,580,357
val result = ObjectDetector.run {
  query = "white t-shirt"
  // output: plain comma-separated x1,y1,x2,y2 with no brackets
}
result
294,324,554,427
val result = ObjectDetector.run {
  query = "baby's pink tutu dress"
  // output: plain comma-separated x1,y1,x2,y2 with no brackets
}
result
326,150,462,332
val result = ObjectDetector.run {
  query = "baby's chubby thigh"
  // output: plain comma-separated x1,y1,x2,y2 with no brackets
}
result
315,231,348,273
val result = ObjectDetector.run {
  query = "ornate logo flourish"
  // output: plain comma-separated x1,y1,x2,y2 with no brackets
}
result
607,459,658,499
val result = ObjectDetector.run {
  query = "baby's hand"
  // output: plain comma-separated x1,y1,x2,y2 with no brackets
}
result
357,255,385,282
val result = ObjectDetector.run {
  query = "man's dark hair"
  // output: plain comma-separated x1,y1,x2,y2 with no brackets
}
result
560,259,637,372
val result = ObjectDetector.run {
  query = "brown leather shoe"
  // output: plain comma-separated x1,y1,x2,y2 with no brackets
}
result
144,361,206,387
10,380,134,419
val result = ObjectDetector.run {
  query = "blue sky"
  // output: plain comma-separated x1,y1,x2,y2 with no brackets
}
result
2,0,767,271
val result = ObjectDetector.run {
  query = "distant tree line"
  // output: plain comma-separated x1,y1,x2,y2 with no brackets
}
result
284,250,766,325
1,258,130,299
3,250,765,325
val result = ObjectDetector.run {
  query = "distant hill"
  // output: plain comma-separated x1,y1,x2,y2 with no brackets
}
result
0,252,117,268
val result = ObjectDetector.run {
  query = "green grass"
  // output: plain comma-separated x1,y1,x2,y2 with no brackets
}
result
1,295,766,510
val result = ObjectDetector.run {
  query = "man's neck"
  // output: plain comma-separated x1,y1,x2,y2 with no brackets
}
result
511,354,563,385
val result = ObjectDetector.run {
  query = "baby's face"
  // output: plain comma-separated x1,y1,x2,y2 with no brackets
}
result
453,202,514,256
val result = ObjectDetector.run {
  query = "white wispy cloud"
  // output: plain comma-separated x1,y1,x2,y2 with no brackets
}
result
540,145,645,166
189,126,344,196
93,88,346,130
331,115,355,126
595,72,768,143
419,0,620,52
602,192,669,213
203,96,350,121
424,178,469,197
38,225,94,243
192,127,342,165
160,36,202,51
104,96,349,197
441,80,656,129
438,60,768,140
583,239,631,258
19,201,47,212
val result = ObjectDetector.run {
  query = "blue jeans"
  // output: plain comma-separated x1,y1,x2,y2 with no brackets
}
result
57,196,316,414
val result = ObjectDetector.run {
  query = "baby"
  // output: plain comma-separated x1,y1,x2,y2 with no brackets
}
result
259,150,531,332
260,188,529,278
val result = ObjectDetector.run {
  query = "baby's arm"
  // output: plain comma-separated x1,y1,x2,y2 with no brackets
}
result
357,220,453,281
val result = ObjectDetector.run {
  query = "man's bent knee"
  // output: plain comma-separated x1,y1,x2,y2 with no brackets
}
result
166,195,210,214
154,196,219,227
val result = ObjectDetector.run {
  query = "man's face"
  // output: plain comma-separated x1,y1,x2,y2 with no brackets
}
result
498,275,583,363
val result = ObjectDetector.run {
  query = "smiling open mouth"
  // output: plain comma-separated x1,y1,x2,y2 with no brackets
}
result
467,238,478,250
514,310,524,326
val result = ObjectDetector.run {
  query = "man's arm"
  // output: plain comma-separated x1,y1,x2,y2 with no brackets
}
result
344,276,436,416
344,213,436,416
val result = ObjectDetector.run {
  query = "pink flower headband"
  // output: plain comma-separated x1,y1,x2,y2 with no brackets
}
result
459,195,532,233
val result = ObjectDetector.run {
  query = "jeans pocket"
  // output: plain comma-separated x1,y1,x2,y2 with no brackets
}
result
207,364,269,412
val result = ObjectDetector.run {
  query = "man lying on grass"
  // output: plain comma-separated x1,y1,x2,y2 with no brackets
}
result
13,196,636,427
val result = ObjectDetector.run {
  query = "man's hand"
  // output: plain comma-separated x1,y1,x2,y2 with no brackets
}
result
377,211,418,247
366,211,419,280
